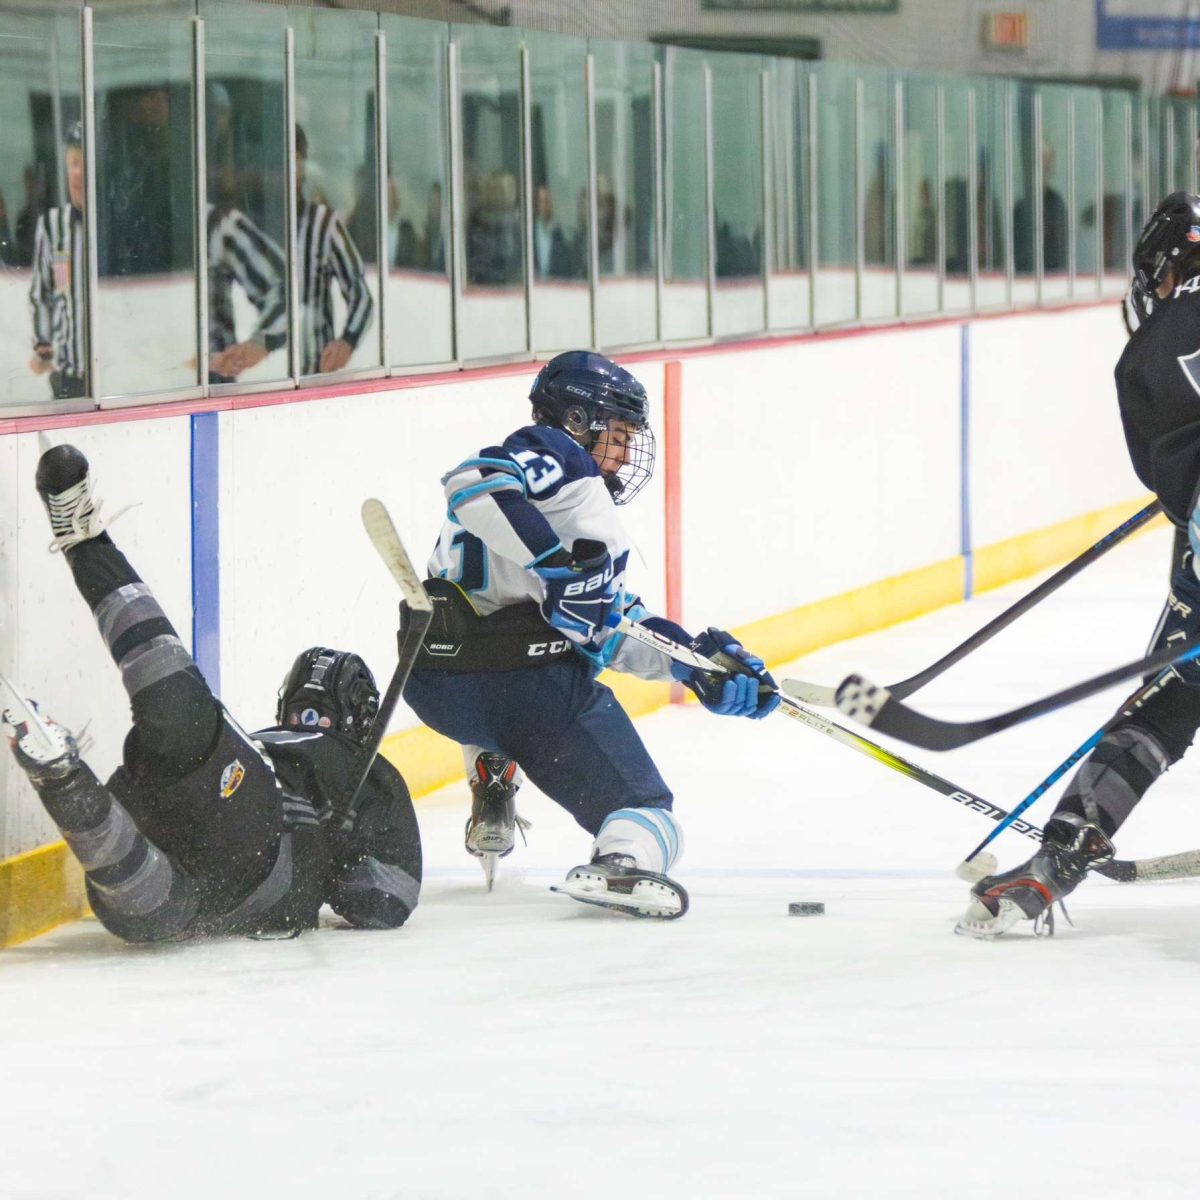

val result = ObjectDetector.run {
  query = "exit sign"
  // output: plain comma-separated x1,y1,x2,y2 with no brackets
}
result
983,10,1030,49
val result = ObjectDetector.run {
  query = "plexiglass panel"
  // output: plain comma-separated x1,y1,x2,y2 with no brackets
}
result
455,25,526,361
592,39,657,349
711,52,764,338
93,5,198,398
861,66,896,322
290,7,380,376
1012,85,1037,305
1164,98,1194,193
1072,88,1100,299
384,14,452,367
901,76,938,316
200,1,290,388
942,78,972,314
0,8,85,408
813,63,856,326
1038,85,1069,302
766,57,809,331
661,46,708,341
1101,91,1131,297
976,77,1011,310
526,30,589,354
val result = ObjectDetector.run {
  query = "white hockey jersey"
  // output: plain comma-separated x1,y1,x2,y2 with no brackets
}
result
428,424,676,682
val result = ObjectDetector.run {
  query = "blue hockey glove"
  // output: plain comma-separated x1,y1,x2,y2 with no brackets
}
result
532,539,618,649
677,628,781,719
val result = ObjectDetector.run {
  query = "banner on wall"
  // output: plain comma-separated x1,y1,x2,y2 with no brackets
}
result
1097,0,1200,49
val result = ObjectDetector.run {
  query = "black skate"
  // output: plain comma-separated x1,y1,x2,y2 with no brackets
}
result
956,812,1114,940
551,853,689,920
0,672,81,785
464,752,531,891
36,443,111,553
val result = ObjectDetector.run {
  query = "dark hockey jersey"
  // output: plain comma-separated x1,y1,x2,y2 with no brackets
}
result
1115,274,1200,528
256,727,423,930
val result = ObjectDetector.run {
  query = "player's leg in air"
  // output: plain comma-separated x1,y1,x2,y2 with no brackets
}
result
4,445,300,941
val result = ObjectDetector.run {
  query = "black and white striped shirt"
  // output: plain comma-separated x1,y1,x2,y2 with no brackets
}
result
297,200,373,375
29,204,85,377
207,204,288,354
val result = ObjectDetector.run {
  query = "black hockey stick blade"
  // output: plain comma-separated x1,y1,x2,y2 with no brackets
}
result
782,500,1162,709
835,632,1200,751
341,501,433,826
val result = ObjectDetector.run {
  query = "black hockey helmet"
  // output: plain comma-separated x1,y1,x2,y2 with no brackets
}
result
276,647,379,743
529,350,655,504
1133,191,1200,297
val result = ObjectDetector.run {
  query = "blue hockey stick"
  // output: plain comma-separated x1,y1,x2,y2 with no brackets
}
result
956,664,1180,874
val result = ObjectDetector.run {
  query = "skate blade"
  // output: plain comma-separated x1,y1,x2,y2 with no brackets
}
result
0,671,63,760
550,878,686,920
480,851,499,892
954,896,1026,940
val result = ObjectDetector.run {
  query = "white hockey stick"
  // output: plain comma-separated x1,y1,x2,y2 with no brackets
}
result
611,617,1200,884
341,500,433,825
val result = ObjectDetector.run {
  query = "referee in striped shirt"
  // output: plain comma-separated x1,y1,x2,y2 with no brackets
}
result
29,123,87,399
206,204,288,383
295,126,373,375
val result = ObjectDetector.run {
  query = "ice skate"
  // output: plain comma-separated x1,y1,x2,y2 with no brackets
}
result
955,812,1114,940
36,443,112,553
0,672,80,784
551,853,689,920
464,752,531,891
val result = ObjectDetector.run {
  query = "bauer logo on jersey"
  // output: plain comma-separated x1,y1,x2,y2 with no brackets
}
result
220,759,246,799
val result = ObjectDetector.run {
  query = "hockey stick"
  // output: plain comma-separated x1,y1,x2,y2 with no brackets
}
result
339,499,434,828
832,633,1200,752
785,500,1162,707
609,616,1148,883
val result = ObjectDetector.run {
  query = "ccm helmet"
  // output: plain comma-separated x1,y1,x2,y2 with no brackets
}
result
277,647,379,743
529,350,655,504
1133,191,1200,297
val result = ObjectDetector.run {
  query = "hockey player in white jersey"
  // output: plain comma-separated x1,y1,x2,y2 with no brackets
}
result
403,350,779,917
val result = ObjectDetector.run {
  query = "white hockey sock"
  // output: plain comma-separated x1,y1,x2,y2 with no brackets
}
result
592,807,683,874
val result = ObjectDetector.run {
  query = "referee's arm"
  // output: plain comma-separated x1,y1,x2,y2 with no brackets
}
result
27,215,54,374
320,213,373,373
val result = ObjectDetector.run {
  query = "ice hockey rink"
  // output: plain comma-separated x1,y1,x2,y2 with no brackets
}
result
4,520,1200,1200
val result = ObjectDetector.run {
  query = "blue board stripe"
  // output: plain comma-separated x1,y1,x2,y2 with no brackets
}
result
960,323,972,600
190,412,220,693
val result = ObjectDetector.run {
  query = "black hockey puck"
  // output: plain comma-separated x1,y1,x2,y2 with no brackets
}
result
788,901,825,915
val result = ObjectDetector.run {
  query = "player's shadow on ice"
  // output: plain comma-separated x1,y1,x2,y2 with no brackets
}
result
1084,897,1200,964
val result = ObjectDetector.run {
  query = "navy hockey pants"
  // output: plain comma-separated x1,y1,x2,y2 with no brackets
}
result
404,658,673,835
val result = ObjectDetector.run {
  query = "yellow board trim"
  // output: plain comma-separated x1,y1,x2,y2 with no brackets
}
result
0,840,88,949
2,494,1158,947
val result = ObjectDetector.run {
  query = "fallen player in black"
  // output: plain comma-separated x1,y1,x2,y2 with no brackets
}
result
3,444,421,942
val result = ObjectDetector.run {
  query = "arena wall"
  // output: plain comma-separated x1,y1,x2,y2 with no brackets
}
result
0,299,1150,945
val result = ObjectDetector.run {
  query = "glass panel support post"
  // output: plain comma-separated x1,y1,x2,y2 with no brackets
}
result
81,5,100,400
193,15,209,391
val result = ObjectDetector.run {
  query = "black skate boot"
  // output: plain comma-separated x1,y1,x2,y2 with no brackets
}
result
956,812,1114,939
36,443,109,553
464,752,531,891
552,853,689,920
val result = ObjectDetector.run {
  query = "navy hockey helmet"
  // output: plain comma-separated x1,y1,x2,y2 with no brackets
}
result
276,647,379,743
1133,191,1200,297
529,350,655,504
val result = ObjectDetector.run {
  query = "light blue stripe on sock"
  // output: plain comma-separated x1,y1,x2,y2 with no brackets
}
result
600,807,670,870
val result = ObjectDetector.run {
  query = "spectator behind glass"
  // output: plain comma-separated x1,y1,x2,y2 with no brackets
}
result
295,123,373,374
28,122,87,399
532,183,578,279
1013,141,1067,273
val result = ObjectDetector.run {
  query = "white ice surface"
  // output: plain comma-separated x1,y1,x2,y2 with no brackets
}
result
5,524,1200,1199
